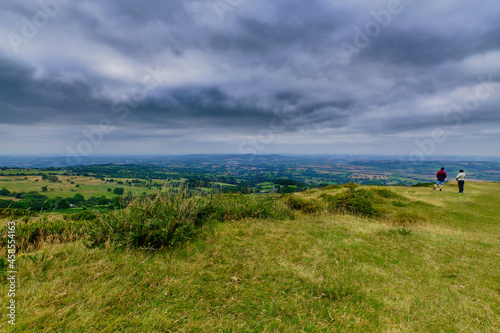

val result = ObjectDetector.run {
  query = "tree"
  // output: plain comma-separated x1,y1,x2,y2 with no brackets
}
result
42,174,60,183
73,193,85,204
0,188,11,196
23,192,49,211
57,199,70,210
41,186,48,192
97,196,109,206
113,188,125,195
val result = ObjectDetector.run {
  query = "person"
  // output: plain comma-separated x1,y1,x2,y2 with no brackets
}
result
433,167,447,191
456,169,466,193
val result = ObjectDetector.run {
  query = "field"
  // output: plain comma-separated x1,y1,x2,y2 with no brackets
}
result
1,181,499,332
0,174,163,200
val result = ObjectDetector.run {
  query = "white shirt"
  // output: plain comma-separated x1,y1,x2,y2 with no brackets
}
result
456,172,466,181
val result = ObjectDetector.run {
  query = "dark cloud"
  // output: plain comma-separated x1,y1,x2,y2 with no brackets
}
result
0,0,499,155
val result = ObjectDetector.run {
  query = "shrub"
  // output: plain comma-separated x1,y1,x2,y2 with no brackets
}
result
392,201,407,207
281,195,320,213
323,189,376,217
86,190,292,249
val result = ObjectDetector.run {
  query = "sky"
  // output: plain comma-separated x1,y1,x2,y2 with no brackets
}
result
0,0,499,159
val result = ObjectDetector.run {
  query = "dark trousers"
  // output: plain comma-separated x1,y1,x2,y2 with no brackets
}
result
458,180,464,193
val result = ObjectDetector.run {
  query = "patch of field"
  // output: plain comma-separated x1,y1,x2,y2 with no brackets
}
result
0,175,160,200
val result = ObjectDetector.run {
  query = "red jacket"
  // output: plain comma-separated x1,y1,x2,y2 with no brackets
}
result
436,170,447,181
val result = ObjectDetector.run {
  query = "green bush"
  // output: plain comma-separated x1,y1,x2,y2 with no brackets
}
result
281,195,320,213
86,190,292,249
323,189,376,217
392,201,407,207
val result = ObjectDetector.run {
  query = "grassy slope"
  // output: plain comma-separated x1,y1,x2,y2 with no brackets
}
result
1,183,499,332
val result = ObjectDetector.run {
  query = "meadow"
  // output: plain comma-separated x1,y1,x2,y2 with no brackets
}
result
0,181,499,332
0,174,160,200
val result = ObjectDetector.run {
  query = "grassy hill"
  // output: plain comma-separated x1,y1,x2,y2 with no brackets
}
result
1,182,499,332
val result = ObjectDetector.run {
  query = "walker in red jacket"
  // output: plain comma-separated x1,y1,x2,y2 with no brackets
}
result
433,167,447,191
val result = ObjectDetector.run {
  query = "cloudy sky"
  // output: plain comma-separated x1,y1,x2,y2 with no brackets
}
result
1,0,499,157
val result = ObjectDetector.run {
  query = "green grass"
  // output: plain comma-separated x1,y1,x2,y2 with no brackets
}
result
0,182,499,332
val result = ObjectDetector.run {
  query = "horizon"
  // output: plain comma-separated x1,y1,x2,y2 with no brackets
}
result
1,1,500,157
1,153,500,170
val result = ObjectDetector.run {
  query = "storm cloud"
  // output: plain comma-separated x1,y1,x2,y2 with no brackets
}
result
0,0,499,156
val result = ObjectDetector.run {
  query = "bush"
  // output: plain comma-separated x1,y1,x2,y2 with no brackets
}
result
392,201,407,207
86,190,292,249
281,195,320,213
323,189,376,217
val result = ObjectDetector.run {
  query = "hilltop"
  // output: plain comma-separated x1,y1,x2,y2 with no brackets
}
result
1,182,499,332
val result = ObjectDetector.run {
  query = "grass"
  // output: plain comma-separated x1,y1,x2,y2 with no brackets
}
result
0,182,499,332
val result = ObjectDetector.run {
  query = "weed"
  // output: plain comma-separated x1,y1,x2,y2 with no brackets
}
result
397,228,412,236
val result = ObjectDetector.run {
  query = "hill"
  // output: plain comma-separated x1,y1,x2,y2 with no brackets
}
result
1,182,499,332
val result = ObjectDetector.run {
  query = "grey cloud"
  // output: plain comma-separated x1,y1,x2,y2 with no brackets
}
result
0,0,499,155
